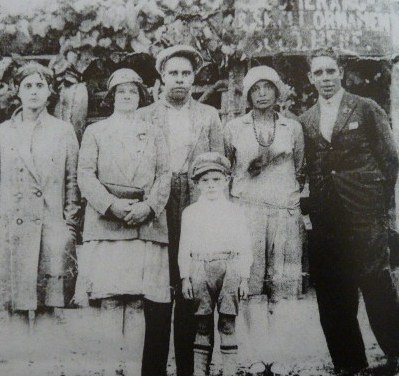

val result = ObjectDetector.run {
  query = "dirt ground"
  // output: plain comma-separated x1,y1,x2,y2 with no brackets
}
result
0,284,397,376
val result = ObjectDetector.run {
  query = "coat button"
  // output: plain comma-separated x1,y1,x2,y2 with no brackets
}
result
35,191,42,197
34,219,41,225
16,218,23,225
331,170,336,175
329,146,334,151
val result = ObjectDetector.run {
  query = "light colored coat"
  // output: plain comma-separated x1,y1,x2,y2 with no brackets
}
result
0,109,80,311
78,113,171,244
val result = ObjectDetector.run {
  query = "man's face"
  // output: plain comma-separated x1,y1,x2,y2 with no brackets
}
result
18,73,51,111
196,170,229,201
162,56,195,101
308,56,343,99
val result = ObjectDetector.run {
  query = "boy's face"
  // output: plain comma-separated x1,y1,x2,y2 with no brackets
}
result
197,170,229,201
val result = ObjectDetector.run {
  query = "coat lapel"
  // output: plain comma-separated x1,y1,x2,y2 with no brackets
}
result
10,109,42,186
331,91,357,139
125,118,150,184
185,99,205,164
40,112,64,188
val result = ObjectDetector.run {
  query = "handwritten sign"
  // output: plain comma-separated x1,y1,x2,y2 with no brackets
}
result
234,0,394,56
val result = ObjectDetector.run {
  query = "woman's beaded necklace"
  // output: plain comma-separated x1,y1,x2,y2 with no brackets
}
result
251,111,277,147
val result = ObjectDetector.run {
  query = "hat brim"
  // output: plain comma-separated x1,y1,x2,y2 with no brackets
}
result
192,165,228,180
156,47,203,74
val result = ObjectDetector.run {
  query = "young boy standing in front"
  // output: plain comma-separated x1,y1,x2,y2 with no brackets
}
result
178,152,253,376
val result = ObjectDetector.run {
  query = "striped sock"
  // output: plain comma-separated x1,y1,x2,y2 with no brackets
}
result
220,345,238,376
193,344,212,376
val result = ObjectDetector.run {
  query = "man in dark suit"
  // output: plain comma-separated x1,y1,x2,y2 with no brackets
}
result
300,48,399,375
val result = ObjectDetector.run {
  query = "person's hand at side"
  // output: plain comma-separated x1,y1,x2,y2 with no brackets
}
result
239,278,249,300
182,278,194,300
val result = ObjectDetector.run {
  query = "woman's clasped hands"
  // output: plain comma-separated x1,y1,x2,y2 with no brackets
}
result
109,199,151,226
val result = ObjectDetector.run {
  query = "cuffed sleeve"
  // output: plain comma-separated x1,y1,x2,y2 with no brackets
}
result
178,209,192,279
77,126,116,215
145,127,171,217
292,120,306,192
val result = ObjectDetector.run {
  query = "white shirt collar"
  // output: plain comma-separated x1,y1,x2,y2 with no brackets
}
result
197,195,230,206
319,88,344,107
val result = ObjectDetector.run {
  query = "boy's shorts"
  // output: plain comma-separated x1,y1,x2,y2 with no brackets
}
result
190,252,240,316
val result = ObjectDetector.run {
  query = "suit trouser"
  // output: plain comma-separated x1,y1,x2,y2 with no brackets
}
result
142,298,173,376
167,172,197,376
310,211,399,371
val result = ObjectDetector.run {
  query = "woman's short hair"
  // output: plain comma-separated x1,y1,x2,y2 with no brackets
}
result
14,62,54,88
102,82,151,110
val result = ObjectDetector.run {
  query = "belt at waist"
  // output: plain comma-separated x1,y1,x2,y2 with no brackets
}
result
172,171,189,178
190,251,239,261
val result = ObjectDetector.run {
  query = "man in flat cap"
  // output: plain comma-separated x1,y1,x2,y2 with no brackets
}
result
300,48,399,375
137,45,224,376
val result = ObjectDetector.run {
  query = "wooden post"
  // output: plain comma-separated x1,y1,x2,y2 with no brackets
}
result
221,61,246,126
390,62,399,230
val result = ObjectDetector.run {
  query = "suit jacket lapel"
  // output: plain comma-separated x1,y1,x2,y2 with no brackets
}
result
331,91,357,139
124,118,150,184
308,103,321,138
186,99,205,164
306,103,330,147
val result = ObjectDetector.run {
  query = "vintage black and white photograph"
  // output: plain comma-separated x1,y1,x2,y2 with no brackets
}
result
0,0,399,375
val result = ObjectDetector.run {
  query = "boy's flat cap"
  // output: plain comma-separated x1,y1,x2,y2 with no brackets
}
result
191,152,231,180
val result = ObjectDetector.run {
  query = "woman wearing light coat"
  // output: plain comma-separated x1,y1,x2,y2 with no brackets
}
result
0,62,80,321
76,68,171,376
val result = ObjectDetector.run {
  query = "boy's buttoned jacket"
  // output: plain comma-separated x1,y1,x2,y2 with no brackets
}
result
78,114,171,244
0,109,80,310
300,90,399,222
136,98,224,203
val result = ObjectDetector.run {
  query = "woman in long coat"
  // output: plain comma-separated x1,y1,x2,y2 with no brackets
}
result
76,68,171,376
0,62,80,320
224,66,305,366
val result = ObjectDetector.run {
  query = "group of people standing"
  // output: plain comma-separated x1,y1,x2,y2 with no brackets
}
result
0,43,398,376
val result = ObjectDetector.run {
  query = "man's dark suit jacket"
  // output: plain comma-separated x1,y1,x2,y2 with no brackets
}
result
300,90,399,224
